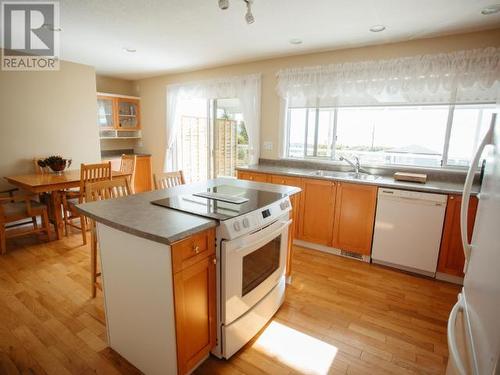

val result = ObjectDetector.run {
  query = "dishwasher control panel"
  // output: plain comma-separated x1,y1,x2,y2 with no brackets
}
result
378,188,447,205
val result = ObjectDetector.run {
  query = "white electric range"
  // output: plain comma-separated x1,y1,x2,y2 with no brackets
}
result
152,184,292,358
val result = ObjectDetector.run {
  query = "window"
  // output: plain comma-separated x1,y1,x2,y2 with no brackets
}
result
175,98,249,183
285,103,496,168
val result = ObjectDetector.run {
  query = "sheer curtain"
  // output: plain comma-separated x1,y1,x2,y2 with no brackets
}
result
165,74,261,171
277,47,500,106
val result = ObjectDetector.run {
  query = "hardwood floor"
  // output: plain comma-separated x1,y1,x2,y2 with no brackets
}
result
0,232,460,375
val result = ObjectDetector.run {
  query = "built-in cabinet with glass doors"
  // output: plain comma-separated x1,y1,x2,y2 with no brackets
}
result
97,93,141,139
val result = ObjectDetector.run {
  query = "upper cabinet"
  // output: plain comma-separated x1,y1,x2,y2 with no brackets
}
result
97,93,142,139
97,95,116,130
117,98,141,130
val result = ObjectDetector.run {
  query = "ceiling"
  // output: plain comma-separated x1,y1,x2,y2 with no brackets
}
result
51,1,500,79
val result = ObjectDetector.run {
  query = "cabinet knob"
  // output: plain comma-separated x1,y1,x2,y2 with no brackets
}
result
193,245,200,254
213,257,217,265
450,196,454,200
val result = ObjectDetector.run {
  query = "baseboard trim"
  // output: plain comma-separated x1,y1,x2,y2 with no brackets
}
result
293,240,370,263
435,272,464,285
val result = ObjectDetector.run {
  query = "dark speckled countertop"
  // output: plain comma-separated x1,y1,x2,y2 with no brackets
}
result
76,178,300,245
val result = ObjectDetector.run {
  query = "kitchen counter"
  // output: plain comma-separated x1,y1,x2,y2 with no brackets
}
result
236,164,479,195
76,177,300,245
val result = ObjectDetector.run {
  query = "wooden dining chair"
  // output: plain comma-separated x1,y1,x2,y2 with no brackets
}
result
85,177,132,297
154,171,185,189
119,154,137,193
63,162,112,245
0,193,51,255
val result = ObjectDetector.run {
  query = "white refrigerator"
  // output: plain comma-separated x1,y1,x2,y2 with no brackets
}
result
446,113,500,375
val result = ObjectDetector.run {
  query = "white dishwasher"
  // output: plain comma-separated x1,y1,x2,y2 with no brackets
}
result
371,188,447,277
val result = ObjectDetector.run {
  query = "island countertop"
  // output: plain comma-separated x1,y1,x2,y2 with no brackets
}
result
76,177,300,245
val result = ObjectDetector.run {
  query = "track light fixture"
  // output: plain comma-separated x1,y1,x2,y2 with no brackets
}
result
217,0,255,24
218,0,229,10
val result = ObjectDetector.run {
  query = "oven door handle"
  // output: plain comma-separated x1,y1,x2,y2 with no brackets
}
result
233,219,292,252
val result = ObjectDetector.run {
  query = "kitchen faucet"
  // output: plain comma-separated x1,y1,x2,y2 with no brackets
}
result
339,155,362,174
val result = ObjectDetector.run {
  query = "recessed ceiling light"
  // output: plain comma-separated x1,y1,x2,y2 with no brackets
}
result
369,24,386,33
123,48,137,53
289,38,303,45
481,4,500,15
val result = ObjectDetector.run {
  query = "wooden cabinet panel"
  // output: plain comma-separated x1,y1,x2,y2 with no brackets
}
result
438,195,478,277
299,179,336,245
172,228,216,375
237,171,269,183
286,193,300,276
173,254,216,375
332,183,377,255
134,155,153,193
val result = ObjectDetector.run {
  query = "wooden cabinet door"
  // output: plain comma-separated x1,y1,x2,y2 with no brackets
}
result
173,255,216,375
299,178,336,245
237,171,269,183
437,195,478,277
96,95,116,129
134,155,153,193
332,182,377,255
117,98,141,130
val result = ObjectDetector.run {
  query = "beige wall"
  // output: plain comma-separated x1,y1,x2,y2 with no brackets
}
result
96,75,137,96
0,60,101,190
135,28,500,174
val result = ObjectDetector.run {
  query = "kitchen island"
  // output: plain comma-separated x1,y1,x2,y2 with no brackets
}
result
76,178,299,375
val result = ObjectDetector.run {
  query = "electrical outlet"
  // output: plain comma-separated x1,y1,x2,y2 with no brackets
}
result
263,141,273,151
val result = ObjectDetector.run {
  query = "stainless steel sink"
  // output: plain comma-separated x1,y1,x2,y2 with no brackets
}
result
343,172,382,181
309,170,381,181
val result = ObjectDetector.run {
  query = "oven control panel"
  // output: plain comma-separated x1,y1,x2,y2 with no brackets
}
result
219,196,292,240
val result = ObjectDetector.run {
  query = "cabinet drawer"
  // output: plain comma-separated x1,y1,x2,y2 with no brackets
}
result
237,171,269,183
172,228,215,273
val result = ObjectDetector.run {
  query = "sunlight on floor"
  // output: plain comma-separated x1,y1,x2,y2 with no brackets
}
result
253,321,338,375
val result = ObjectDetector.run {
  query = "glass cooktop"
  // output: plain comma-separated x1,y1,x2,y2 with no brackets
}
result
151,185,286,220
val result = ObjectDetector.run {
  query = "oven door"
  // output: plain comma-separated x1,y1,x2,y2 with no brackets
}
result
221,216,291,325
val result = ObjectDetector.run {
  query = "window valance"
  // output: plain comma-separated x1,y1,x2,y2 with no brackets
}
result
276,47,500,106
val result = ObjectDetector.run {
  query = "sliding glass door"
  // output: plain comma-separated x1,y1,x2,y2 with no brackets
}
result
175,98,249,183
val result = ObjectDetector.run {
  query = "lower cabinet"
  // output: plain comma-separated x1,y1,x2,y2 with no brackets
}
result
299,179,337,245
269,175,302,237
437,194,478,277
171,229,216,375
332,182,378,255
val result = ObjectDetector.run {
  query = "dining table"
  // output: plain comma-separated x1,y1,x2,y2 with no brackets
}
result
4,169,130,240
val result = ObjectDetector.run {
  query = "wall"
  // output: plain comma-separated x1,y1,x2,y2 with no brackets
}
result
96,75,137,96
96,75,140,152
134,28,500,174
0,59,101,190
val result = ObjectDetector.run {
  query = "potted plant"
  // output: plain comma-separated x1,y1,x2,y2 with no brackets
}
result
38,156,72,175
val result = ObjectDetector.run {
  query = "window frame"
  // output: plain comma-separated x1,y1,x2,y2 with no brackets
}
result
284,101,496,169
